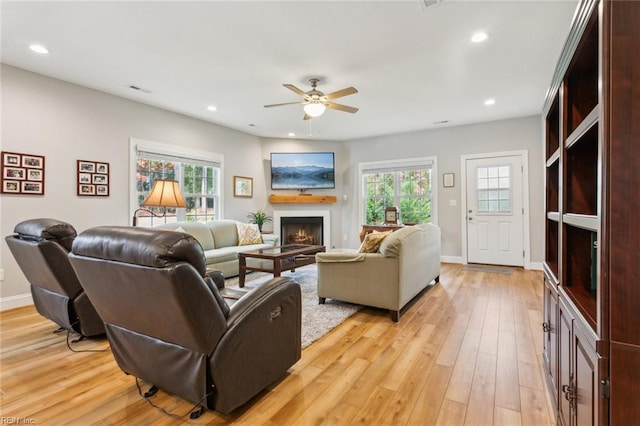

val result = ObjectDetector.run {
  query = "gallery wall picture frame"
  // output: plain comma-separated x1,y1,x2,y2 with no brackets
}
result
1,151,45,195
233,176,253,198
77,160,110,196
443,172,455,188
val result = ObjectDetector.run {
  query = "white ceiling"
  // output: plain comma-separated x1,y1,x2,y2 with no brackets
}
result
1,0,578,141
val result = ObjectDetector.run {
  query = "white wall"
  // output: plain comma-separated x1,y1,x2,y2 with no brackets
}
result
341,116,544,263
0,65,268,306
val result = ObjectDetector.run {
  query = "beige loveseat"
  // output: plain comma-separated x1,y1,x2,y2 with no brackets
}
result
155,220,279,277
315,223,440,321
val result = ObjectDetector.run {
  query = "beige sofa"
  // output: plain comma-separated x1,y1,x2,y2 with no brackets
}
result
315,223,440,321
156,220,279,277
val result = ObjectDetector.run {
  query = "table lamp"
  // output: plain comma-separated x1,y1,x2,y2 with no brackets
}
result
132,179,187,226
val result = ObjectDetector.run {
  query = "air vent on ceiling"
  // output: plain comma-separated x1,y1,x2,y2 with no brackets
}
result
128,85,151,94
420,0,444,10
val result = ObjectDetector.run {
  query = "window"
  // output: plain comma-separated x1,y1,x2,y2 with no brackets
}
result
476,165,511,213
132,140,222,226
360,157,436,225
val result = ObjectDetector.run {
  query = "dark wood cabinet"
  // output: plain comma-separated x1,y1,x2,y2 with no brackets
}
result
543,278,559,404
543,0,640,423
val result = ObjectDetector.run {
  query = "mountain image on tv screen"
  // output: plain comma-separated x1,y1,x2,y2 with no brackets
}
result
271,152,335,189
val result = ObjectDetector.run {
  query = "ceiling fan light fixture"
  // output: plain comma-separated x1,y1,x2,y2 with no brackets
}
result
303,102,326,117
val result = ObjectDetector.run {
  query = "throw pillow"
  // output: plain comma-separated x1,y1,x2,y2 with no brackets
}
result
237,223,263,245
358,230,393,253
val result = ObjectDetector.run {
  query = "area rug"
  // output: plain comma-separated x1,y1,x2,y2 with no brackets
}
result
463,264,514,275
224,264,362,348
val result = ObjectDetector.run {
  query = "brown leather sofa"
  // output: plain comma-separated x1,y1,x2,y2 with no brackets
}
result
5,218,104,337
68,226,301,415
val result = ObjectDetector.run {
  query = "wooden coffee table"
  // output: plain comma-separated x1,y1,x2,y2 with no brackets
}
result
238,244,325,287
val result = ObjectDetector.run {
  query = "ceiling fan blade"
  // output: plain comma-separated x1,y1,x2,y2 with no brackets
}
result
283,84,308,98
326,102,359,113
325,87,358,100
303,113,312,120
264,101,302,108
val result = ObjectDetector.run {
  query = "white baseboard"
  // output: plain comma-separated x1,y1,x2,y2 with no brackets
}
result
441,255,464,264
440,256,543,271
527,261,543,271
1,293,33,311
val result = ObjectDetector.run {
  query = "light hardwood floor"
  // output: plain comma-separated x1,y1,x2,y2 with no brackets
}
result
0,263,555,425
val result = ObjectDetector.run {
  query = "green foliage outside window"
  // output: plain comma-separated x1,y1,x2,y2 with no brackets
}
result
363,169,432,225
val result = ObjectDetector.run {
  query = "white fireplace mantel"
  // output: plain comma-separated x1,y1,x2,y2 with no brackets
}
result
273,210,331,248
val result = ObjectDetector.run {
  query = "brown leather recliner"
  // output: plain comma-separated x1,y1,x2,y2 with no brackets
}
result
68,226,301,415
5,218,104,337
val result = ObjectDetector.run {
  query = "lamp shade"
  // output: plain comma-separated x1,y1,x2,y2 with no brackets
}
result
303,102,326,118
142,179,187,208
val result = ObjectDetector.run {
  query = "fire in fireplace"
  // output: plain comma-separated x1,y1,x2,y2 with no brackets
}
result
281,216,323,245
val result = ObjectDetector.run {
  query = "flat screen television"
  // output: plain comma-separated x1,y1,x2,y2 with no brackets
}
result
271,152,335,190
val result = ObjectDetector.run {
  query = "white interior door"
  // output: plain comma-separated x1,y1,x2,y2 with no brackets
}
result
465,155,524,266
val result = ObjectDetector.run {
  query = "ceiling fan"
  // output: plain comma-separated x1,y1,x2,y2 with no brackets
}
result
264,78,359,120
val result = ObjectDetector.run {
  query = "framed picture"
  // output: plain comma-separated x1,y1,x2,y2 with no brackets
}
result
92,174,108,184
79,184,96,195
79,173,92,184
233,176,253,198
78,161,96,173
3,152,20,166
77,160,110,196
4,167,25,180
28,169,43,181
22,155,44,169
443,172,455,188
22,181,43,194
3,180,20,193
96,185,109,196
1,151,45,195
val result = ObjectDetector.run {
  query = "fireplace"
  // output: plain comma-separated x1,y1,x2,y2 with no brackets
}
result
273,210,331,248
281,216,323,245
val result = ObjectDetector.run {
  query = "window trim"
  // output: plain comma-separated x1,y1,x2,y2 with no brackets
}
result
129,138,225,222
358,156,438,226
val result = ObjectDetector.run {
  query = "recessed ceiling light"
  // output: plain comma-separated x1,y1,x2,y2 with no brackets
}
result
207,105,217,112
471,32,489,43
288,132,295,137
484,98,496,106
29,44,49,54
